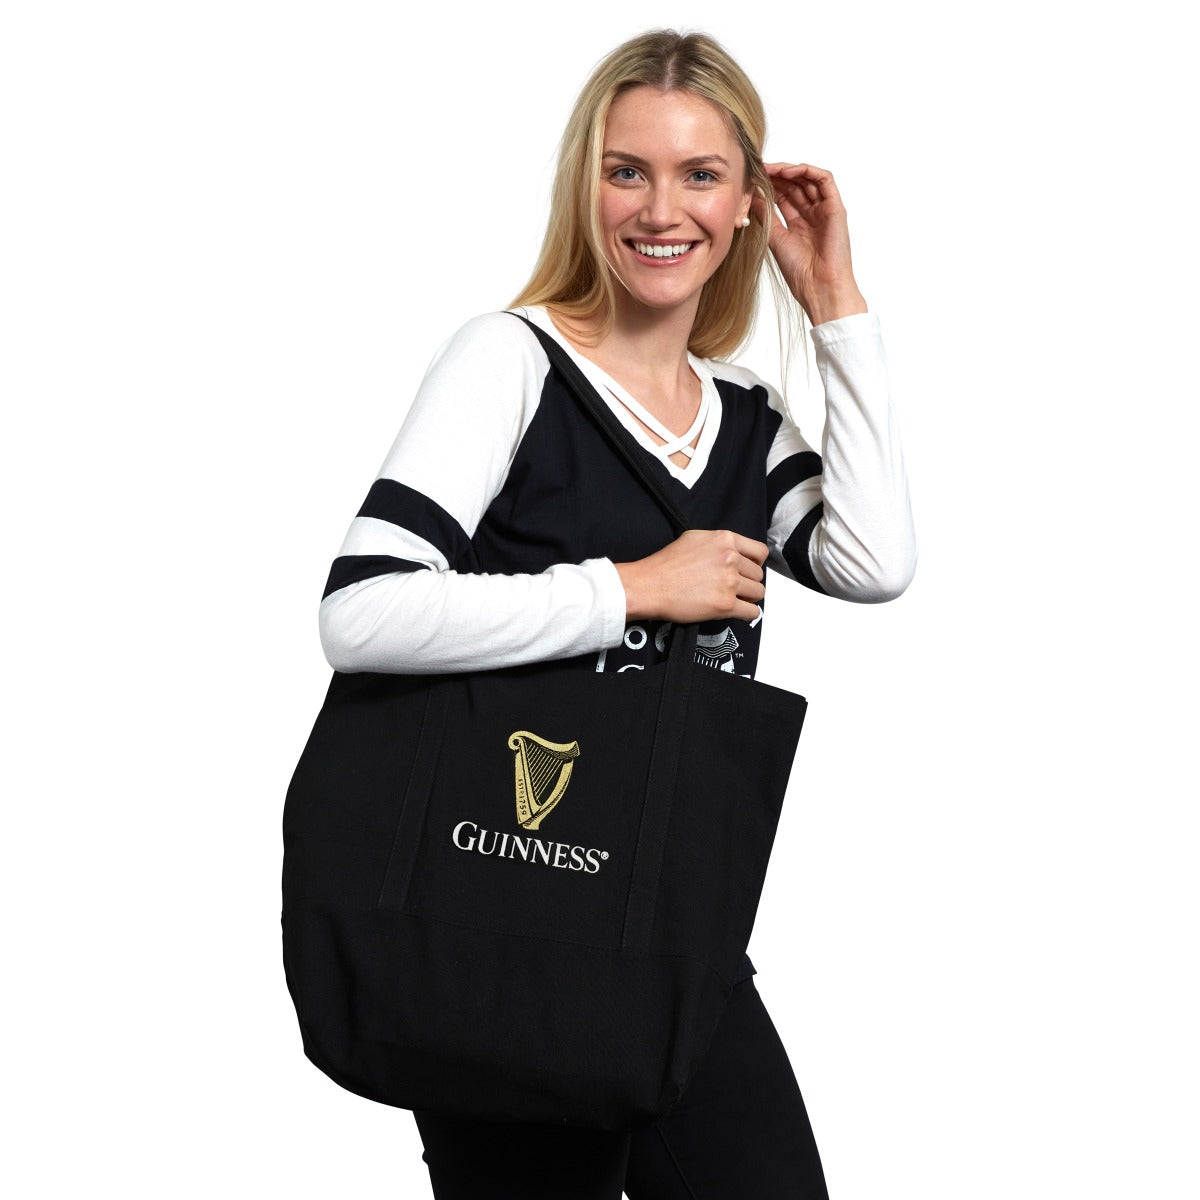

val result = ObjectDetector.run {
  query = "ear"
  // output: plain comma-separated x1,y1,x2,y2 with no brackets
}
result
739,182,754,226
736,181,760,231
744,175,772,229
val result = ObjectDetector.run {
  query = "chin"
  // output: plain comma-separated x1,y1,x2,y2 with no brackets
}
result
611,286,696,318
611,238,730,314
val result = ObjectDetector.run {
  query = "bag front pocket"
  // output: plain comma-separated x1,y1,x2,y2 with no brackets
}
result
376,663,673,951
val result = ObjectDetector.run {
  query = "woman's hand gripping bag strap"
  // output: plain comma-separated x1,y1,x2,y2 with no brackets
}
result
280,317,809,1130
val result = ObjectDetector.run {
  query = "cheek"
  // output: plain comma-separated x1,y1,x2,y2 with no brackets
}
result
703,201,738,251
700,198,741,274
698,192,740,235
599,191,638,236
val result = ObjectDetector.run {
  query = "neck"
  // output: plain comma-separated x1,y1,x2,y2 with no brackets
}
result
607,289,699,369
553,290,700,389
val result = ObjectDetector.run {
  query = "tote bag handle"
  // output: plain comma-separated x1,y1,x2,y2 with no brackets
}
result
509,320,711,927
511,313,692,538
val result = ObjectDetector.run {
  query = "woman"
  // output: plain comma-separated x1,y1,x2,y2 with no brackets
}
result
315,28,915,1199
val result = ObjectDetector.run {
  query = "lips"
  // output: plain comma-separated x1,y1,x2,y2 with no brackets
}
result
626,239,698,264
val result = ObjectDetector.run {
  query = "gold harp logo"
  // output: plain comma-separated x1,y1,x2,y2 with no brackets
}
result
507,730,581,830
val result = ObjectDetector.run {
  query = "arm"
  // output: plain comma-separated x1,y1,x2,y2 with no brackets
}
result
318,314,628,674
755,161,916,600
765,312,917,601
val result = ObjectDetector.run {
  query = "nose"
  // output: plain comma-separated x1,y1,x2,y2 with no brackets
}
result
641,183,682,231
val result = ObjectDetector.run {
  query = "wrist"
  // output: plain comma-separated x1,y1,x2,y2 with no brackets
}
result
614,560,655,621
805,287,868,327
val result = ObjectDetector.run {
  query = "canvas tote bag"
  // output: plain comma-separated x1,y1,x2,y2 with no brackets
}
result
281,316,808,1130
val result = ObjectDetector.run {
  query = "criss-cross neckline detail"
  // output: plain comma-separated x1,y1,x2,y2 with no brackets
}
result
516,305,721,487
598,373,710,461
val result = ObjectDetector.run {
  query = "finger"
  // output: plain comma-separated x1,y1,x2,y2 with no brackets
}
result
738,576,767,603
777,162,833,184
717,577,764,622
764,161,821,179
772,190,803,228
764,202,790,248
736,560,766,593
733,593,765,623
771,170,827,212
767,164,825,208
768,171,806,209
733,534,771,566
771,180,813,226
781,163,845,207
774,179,844,230
773,162,836,191
775,172,823,211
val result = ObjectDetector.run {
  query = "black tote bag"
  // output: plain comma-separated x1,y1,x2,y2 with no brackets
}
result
281,317,808,1130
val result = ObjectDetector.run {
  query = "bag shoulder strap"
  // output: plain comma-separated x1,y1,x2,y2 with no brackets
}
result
510,311,689,538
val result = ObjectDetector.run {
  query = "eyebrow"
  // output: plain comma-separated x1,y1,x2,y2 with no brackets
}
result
602,151,731,170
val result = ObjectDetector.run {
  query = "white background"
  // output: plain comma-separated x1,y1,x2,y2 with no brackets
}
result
4,1,1196,1196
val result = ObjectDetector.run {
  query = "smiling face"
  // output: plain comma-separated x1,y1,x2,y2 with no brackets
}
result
597,85,753,320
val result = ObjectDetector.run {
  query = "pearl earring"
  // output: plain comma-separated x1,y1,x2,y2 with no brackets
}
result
739,216,751,228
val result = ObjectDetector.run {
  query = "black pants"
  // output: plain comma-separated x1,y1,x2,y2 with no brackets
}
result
412,975,830,1199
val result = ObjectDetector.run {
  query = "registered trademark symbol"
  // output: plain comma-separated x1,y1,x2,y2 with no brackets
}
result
601,851,609,860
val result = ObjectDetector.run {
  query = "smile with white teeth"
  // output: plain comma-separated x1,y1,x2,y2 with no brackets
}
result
631,241,695,258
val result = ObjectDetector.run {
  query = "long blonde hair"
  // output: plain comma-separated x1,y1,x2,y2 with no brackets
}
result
510,30,774,361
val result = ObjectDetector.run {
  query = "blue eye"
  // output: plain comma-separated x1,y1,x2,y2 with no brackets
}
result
611,166,640,182
690,170,716,183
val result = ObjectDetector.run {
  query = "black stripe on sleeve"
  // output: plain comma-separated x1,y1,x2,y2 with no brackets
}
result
321,555,430,600
781,501,830,595
356,479,473,566
766,451,822,515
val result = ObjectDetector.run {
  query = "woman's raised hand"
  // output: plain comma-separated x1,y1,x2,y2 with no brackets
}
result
615,530,769,625
756,162,869,327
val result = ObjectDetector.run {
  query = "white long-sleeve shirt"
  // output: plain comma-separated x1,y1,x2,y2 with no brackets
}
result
319,306,916,677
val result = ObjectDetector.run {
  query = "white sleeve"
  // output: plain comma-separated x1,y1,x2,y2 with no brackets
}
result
765,311,917,601
318,313,628,674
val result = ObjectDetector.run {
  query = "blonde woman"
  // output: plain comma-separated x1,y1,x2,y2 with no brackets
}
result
316,28,915,1199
